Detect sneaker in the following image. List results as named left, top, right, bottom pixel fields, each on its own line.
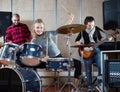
left=71, top=88, right=75, bottom=92
left=88, top=86, right=93, bottom=92
left=88, top=89, right=93, bottom=92
left=71, top=88, right=79, bottom=92
left=96, top=85, right=102, bottom=92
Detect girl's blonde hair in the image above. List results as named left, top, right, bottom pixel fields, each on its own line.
left=31, top=18, right=45, bottom=38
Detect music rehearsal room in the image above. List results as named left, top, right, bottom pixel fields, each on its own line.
left=0, top=0, right=120, bottom=92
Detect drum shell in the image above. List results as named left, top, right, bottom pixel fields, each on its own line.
left=0, top=43, right=18, bottom=65
left=46, top=58, right=72, bottom=71
left=0, top=68, right=41, bottom=92
left=21, top=43, right=42, bottom=66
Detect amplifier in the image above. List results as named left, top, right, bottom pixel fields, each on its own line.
left=99, top=41, right=120, bottom=51
left=105, top=59, right=120, bottom=87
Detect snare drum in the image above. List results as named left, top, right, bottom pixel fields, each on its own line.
left=0, top=68, right=41, bottom=92
left=0, top=42, right=18, bottom=66
left=21, top=43, right=42, bottom=66
left=46, top=58, right=71, bottom=71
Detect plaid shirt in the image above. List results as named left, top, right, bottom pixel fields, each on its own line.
left=5, top=23, right=32, bottom=45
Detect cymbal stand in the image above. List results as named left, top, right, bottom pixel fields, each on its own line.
left=44, top=70, right=60, bottom=92
left=59, top=34, right=79, bottom=92
left=78, top=54, right=86, bottom=92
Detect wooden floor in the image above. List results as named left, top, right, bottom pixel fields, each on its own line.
left=41, top=85, right=120, bottom=92
left=41, top=85, right=99, bottom=92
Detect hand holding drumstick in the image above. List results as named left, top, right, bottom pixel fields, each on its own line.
left=61, top=5, right=74, bottom=24
left=66, top=12, right=74, bottom=25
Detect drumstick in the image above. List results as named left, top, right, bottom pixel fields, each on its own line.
left=60, top=4, right=71, bottom=14
left=46, top=37, right=48, bottom=56
left=60, top=4, right=74, bottom=24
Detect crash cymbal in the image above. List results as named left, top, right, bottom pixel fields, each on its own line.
left=57, top=24, right=86, bottom=34
left=71, top=44, right=93, bottom=48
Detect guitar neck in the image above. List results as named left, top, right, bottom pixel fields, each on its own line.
left=95, top=39, right=108, bottom=48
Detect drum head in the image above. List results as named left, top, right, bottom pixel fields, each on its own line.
left=21, top=43, right=42, bottom=67
left=0, top=68, right=22, bottom=92
left=22, top=57, right=40, bottom=66
left=0, top=68, right=41, bottom=92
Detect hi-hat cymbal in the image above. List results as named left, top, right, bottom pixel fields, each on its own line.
left=71, top=44, right=93, bottom=48
left=57, top=24, right=86, bottom=34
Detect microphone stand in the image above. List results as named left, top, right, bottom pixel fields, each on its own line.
left=59, top=34, right=79, bottom=92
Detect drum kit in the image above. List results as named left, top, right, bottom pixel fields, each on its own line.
left=0, top=42, right=42, bottom=92
left=0, top=24, right=86, bottom=92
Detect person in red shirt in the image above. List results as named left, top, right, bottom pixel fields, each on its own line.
left=5, top=13, right=32, bottom=45
left=5, top=13, right=32, bottom=66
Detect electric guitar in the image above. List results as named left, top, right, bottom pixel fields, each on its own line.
left=78, top=31, right=119, bottom=59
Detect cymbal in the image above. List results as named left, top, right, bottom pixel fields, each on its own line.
left=71, top=44, right=93, bottom=48
left=57, top=24, right=86, bottom=34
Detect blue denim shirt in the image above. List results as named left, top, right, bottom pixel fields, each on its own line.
left=31, top=31, right=60, bottom=57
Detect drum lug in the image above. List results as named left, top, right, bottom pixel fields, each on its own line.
left=35, top=79, right=42, bottom=82
left=22, top=80, right=29, bottom=83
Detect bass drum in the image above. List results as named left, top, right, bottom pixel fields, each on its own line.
left=0, top=68, right=41, bottom=92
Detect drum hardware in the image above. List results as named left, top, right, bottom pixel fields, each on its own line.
left=58, top=34, right=79, bottom=92
left=22, top=79, right=41, bottom=83
left=35, top=79, right=42, bottom=82
left=0, top=44, right=7, bottom=57
left=8, top=47, right=15, bottom=63
left=45, top=58, right=70, bottom=92
left=7, top=46, right=18, bottom=67
left=44, top=71, right=60, bottom=92
left=57, top=14, right=83, bottom=91
left=22, top=80, right=29, bottom=83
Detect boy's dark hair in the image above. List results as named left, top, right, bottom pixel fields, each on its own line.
left=84, top=16, right=95, bottom=25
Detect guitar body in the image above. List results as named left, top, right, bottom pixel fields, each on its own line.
left=77, top=31, right=119, bottom=59
left=78, top=46, right=95, bottom=59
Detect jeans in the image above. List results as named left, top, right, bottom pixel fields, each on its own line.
left=83, top=48, right=102, bottom=87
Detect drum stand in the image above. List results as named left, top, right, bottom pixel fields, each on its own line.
left=59, top=35, right=79, bottom=92
left=44, top=70, right=60, bottom=92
